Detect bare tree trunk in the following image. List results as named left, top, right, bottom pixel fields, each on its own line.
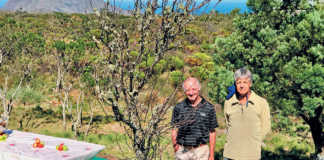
left=91, top=0, right=221, bottom=159
left=85, top=101, right=94, bottom=137
left=0, top=76, right=24, bottom=127
left=56, top=57, right=64, bottom=92
left=61, top=85, right=71, bottom=131
left=0, top=50, right=3, bottom=65
left=72, top=90, right=83, bottom=137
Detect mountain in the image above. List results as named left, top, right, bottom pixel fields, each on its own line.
left=1, top=0, right=114, bottom=14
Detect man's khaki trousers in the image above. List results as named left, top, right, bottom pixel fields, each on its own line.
left=175, top=145, right=209, bottom=160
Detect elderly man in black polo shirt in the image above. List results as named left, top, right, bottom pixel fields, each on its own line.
left=171, top=77, right=218, bottom=160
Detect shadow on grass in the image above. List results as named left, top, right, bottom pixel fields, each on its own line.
left=83, top=115, right=115, bottom=124
left=212, top=148, right=311, bottom=160
left=261, top=149, right=311, bottom=160
left=32, top=105, right=115, bottom=123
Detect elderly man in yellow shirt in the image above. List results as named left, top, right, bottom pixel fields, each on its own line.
left=223, top=68, right=271, bottom=160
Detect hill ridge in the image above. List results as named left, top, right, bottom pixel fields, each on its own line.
left=1, top=0, right=116, bottom=14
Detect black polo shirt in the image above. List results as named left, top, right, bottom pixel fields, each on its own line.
left=171, top=97, right=218, bottom=147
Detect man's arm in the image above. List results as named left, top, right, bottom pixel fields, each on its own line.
left=261, top=100, right=271, bottom=140
left=171, top=129, right=179, bottom=152
left=209, top=130, right=216, bottom=160
left=208, top=103, right=218, bottom=160
left=224, top=101, right=229, bottom=130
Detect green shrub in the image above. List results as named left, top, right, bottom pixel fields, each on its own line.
left=189, top=66, right=210, bottom=80
left=138, top=56, right=168, bottom=74
left=185, top=52, right=213, bottom=67
left=168, top=56, right=184, bottom=70
left=48, top=131, right=73, bottom=139
left=135, top=71, right=145, bottom=80
left=130, top=50, right=139, bottom=58
left=215, top=134, right=226, bottom=152
left=81, top=66, right=95, bottom=87
left=263, top=134, right=313, bottom=160
left=202, top=61, right=215, bottom=71
left=170, top=71, right=184, bottom=86
left=12, top=86, right=44, bottom=104
left=193, top=52, right=212, bottom=62
left=200, top=43, right=213, bottom=51
left=154, top=59, right=167, bottom=73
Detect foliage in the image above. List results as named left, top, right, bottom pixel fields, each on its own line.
left=88, top=1, right=220, bottom=159
left=261, top=133, right=313, bottom=160
left=0, top=2, right=319, bottom=158
left=167, top=55, right=185, bottom=71
left=207, top=66, right=234, bottom=105
left=185, top=52, right=215, bottom=80
left=189, top=66, right=209, bottom=80
left=13, top=86, right=45, bottom=104
left=169, top=70, right=185, bottom=86
left=209, top=0, right=324, bottom=155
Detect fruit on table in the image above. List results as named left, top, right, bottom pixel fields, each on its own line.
left=0, top=134, right=7, bottom=141
left=33, top=138, right=44, bottom=148
left=56, top=143, right=68, bottom=151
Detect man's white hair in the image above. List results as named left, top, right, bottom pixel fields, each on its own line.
left=182, top=77, right=201, bottom=91
left=234, top=67, right=253, bottom=83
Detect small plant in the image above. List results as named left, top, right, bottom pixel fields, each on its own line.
left=189, top=66, right=209, bottom=80
left=167, top=56, right=185, bottom=71
left=170, top=71, right=185, bottom=87
left=9, top=86, right=44, bottom=105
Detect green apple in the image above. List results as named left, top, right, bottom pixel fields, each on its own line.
left=0, top=135, right=6, bottom=141
left=63, top=145, right=68, bottom=151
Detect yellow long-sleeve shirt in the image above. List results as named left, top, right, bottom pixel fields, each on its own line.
left=223, top=91, right=271, bottom=160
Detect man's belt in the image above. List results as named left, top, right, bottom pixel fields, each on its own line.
left=182, top=143, right=206, bottom=150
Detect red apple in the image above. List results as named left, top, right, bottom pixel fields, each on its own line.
left=35, top=138, right=40, bottom=144
left=58, top=145, right=63, bottom=151
left=38, top=143, right=44, bottom=148
left=33, top=143, right=38, bottom=148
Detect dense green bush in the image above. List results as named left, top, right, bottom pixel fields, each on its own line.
left=207, top=66, right=234, bottom=105
left=189, top=66, right=209, bottom=80
left=169, top=71, right=184, bottom=87
left=12, top=86, right=45, bottom=104
left=209, top=0, right=324, bottom=154
left=167, top=56, right=184, bottom=71
left=138, top=56, right=168, bottom=74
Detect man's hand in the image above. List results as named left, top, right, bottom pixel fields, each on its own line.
left=173, top=144, right=180, bottom=152
left=0, top=121, right=6, bottom=127
left=209, top=130, right=216, bottom=160
left=171, top=129, right=179, bottom=152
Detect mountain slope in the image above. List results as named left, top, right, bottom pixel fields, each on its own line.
left=1, top=0, right=106, bottom=13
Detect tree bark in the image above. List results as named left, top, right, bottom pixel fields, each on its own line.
left=306, top=106, right=323, bottom=155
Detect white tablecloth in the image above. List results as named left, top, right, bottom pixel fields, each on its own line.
left=0, top=130, right=105, bottom=160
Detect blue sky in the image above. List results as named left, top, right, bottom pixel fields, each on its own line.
left=0, top=0, right=248, bottom=8
left=0, top=0, right=7, bottom=7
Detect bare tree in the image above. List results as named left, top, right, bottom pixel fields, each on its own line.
left=60, top=83, right=72, bottom=131
left=0, top=73, right=27, bottom=127
left=70, top=89, right=83, bottom=137
left=90, top=0, right=219, bottom=159
left=0, top=77, right=20, bottom=127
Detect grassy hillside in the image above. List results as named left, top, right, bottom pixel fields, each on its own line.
left=0, top=10, right=315, bottom=159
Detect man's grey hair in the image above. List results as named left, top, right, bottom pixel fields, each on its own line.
left=234, top=67, right=253, bottom=82
left=182, top=77, right=201, bottom=91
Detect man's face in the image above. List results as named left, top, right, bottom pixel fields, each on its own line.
left=235, top=77, right=251, bottom=96
left=183, top=80, right=200, bottom=103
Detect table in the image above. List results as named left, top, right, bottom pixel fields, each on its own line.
left=0, top=130, right=105, bottom=160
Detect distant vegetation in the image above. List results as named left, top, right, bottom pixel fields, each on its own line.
left=0, top=0, right=323, bottom=159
